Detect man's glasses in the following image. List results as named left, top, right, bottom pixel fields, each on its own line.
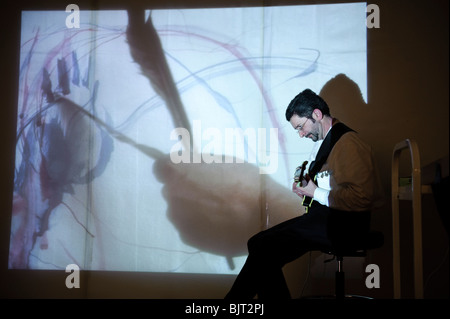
left=295, top=118, right=309, bottom=132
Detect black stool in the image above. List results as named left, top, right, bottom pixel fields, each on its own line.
left=321, top=230, right=384, bottom=299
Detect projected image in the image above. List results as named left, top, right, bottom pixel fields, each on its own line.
left=9, top=4, right=367, bottom=274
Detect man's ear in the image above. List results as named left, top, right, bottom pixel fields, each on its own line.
left=312, top=108, right=323, bottom=121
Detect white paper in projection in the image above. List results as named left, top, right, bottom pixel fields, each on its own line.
left=9, top=3, right=367, bottom=274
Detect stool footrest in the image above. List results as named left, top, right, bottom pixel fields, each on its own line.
left=316, top=230, right=384, bottom=300
left=336, top=270, right=345, bottom=299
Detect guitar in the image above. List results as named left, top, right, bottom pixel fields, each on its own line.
left=293, top=161, right=313, bottom=207
left=294, top=160, right=308, bottom=185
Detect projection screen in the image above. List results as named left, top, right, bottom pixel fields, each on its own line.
left=9, top=3, right=367, bottom=275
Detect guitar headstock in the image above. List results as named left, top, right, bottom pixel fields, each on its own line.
left=294, top=160, right=308, bottom=183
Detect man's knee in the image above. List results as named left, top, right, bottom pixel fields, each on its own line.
left=247, top=231, right=266, bottom=254
left=247, top=230, right=278, bottom=256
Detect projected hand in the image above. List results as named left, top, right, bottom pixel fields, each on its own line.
left=153, top=154, right=303, bottom=267
left=128, top=9, right=304, bottom=269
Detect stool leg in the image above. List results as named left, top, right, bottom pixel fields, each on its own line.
left=336, top=256, right=345, bottom=299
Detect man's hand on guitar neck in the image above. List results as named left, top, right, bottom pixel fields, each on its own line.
left=292, top=178, right=317, bottom=199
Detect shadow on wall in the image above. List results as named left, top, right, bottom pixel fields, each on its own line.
left=320, top=73, right=380, bottom=151
left=152, top=154, right=303, bottom=268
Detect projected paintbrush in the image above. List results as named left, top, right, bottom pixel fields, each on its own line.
left=126, top=8, right=192, bottom=153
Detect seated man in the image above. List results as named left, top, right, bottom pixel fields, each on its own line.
left=225, top=88, right=384, bottom=299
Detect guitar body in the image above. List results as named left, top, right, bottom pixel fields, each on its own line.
left=302, top=191, right=313, bottom=207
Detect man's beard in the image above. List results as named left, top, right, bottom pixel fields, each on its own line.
left=307, top=119, right=319, bottom=142
left=307, top=132, right=319, bottom=142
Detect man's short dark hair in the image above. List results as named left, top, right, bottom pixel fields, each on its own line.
left=285, top=88, right=331, bottom=121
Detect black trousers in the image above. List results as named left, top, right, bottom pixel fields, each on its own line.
left=225, top=203, right=333, bottom=299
